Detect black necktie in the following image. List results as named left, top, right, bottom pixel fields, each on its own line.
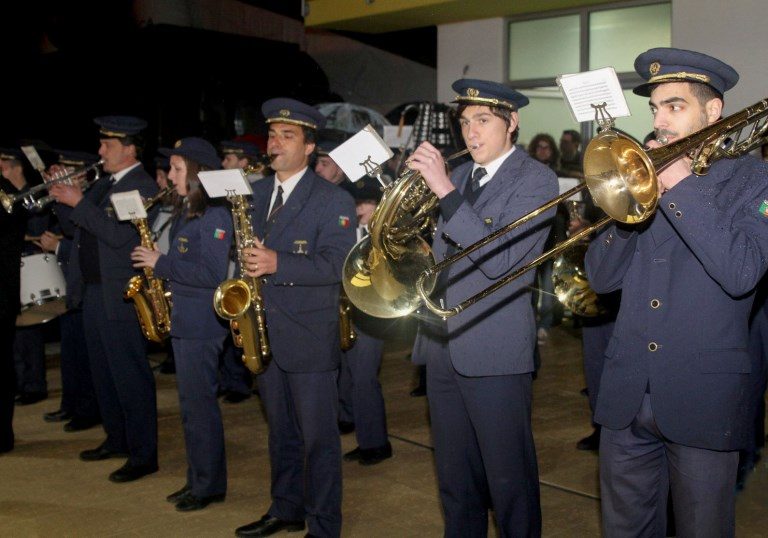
left=471, top=167, right=487, bottom=192
left=264, top=186, right=284, bottom=237
left=465, top=167, right=487, bottom=206
left=92, top=175, right=115, bottom=206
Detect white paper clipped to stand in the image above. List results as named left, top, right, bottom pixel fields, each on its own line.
left=329, top=124, right=394, bottom=182
left=110, top=190, right=147, bottom=221
left=21, top=146, right=46, bottom=172
left=557, top=67, right=630, bottom=123
left=198, top=169, right=253, bottom=198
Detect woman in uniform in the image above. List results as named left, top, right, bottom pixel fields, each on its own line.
left=131, top=137, right=232, bottom=511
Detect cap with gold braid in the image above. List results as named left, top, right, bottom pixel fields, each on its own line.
left=633, top=47, right=739, bottom=97
left=93, top=116, right=148, bottom=139
left=261, top=98, right=326, bottom=130
left=451, top=78, right=529, bottom=110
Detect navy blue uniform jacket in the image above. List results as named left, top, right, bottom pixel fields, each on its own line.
left=67, top=166, right=158, bottom=320
left=412, top=149, right=559, bottom=376
left=154, top=205, right=232, bottom=339
left=249, top=169, right=356, bottom=372
left=586, top=156, right=768, bottom=451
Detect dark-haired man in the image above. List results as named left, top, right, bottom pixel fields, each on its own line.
left=408, top=79, right=557, bottom=537
left=558, top=129, right=583, bottom=178
left=50, top=116, right=159, bottom=483
left=586, top=48, right=768, bottom=537
left=235, top=98, right=356, bottom=538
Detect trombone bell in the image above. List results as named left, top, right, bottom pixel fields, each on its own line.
left=583, top=131, right=658, bottom=224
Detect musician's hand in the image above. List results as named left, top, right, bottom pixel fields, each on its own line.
left=407, top=142, right=455, bottom=199
left=35, top=231, right=60, bottom=253
left=568, top=218, right=589, bottom=236
left=49, top=183, right=83, bottom=207
left=131, top=246, right=161, bottom=269
left=44, top=164, right=67, bottom=183
left=646, top=139, right=691, bottom=194
left=243, top=237, right=277, bottom=277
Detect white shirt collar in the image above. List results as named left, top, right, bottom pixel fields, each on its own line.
left=471, top=146, right=515, bottom=188
left=270, top=166, right=307, bottom=210
left=111, top=162, right=141, bottom=185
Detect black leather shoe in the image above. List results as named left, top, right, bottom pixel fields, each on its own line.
left=64, top=416, right=101, bottom=432
left=79, top=443, right=128, bottom=461
left=166, top=484, right=191, bottom=503
left=108, top=462, right=158, bottom=483
left=359, top=442, right=393, bottom=466
left=409, top=386, right=426, bottom=397
left=43, top=409, right=72, bottom=423
left=175, top=492, right=225, bottom=512
left=15, top=392, right=48, bottom=406
left=576, top=428, right=601, bottom=451
left=343, top=447, right=362, bottom=462
left=235, top=514, right=305, bottom=537
left=223, top=391, right=251, bottom=404
left=338, top=421, right=355, bottom=434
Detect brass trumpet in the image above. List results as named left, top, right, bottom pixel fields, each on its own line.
left=416, top=98, right=768, bottom=318
left=0, top=160, right=104, bottom=213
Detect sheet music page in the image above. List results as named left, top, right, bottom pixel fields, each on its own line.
left=383, top=125, right=414, bottom=150
left=329, top=124, right=394, bottom=182
left=557, top=67, right=630, bottom=123
left=198, top=169, right=253, bottom=198
left=21, top=146, right=46, bottom=172
left=110, top=190, right=147, bottom=221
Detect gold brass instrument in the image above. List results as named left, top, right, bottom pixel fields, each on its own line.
left=416, top=97, right=768, bottom=319
left=551, top=201, right=605, bottom=317
left=339, top=291, right=357, bottom=351
left=213, top=194, right=271, bottom=374
left=0, top=160, right=104, bottom=213
left=342, top=148, right=470, bottom=318
left=124, top=186, right=174, bottom=343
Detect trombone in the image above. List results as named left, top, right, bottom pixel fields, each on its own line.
left=0, top=159, right=104, bottom=213
left=417, top=97, right=768, bottom=319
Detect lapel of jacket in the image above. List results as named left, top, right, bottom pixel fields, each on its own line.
left=473, top=149, right=524, bottom=209
left=263, top=169, right=314, bottom=245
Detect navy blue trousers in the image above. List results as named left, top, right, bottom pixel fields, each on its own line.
left=82, top=284, right=157, bottom=467
left=13, top=325, right=47, bottom=394
left=426, top=344, right=541, bottom=538
left=257, top=361, right=341, bottom=538
left=600, top=393, right=738, bottom=538
left=0, top=317, right=16, bottom=451
left=173, top=337, right=227, bottom=497
left=59, top=309, right=99, bottom=419
left=338, top=326, right=388, bottom=449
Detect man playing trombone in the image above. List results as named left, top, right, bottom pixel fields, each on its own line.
left=585, top=48, right=768, bottom=537
left=407, top=79, right=558, bottom=537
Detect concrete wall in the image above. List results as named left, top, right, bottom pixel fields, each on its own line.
left=305, top=29, right=436, bottom=116
left=672, top=0, right=768, bottom=113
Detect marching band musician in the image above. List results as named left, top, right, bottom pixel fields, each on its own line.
left=407, top=79, right=558, bottom=537
left=49, top=116, right=159, bottom=483
left=585, top=48, right=768, bottom=537
left=221, top=139, right=267, bottom=184
left=313, top=136, right=393, bottom=465
left=131, top=137, right=232, bottom=512
left=39, top=150, right=102, bottom=433
left=0, top=148, right=29, bottom=453
left=235, top=98, right=356, bottom=538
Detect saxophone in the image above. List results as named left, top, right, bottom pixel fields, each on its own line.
left=212, top=194, right=271, bottom=374
left=124, top=186, right=174, bottom=343
left=339, top=291, right=357, bottom=351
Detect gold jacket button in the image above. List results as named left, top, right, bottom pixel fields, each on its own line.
left=650, top=299, right=661, bottom=309
left=648, top=342, right=658, bottom=352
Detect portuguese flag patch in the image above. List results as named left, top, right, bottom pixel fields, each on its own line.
left=213, top=228, right=227, bottom=240
left=760, top=200, right=768, bottom=217
left=338, top=215, right=351, bottom=228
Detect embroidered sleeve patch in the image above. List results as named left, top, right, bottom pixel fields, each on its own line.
left=213, top=228, right=227, bottom=240
left=338, top=216, right=351, bottom=228
left=760, top=200, right=768, bottom=217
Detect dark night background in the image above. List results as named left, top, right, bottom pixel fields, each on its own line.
left=1, top=1, right=436, bottom=162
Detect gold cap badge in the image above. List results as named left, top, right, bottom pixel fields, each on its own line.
left=467, top=88, right=480, bottom=97
left=174, top=139, right=182, bottom=148
left=279, top=109, right=290, bottom=117
left=649, top=62, right=661, bottom=76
